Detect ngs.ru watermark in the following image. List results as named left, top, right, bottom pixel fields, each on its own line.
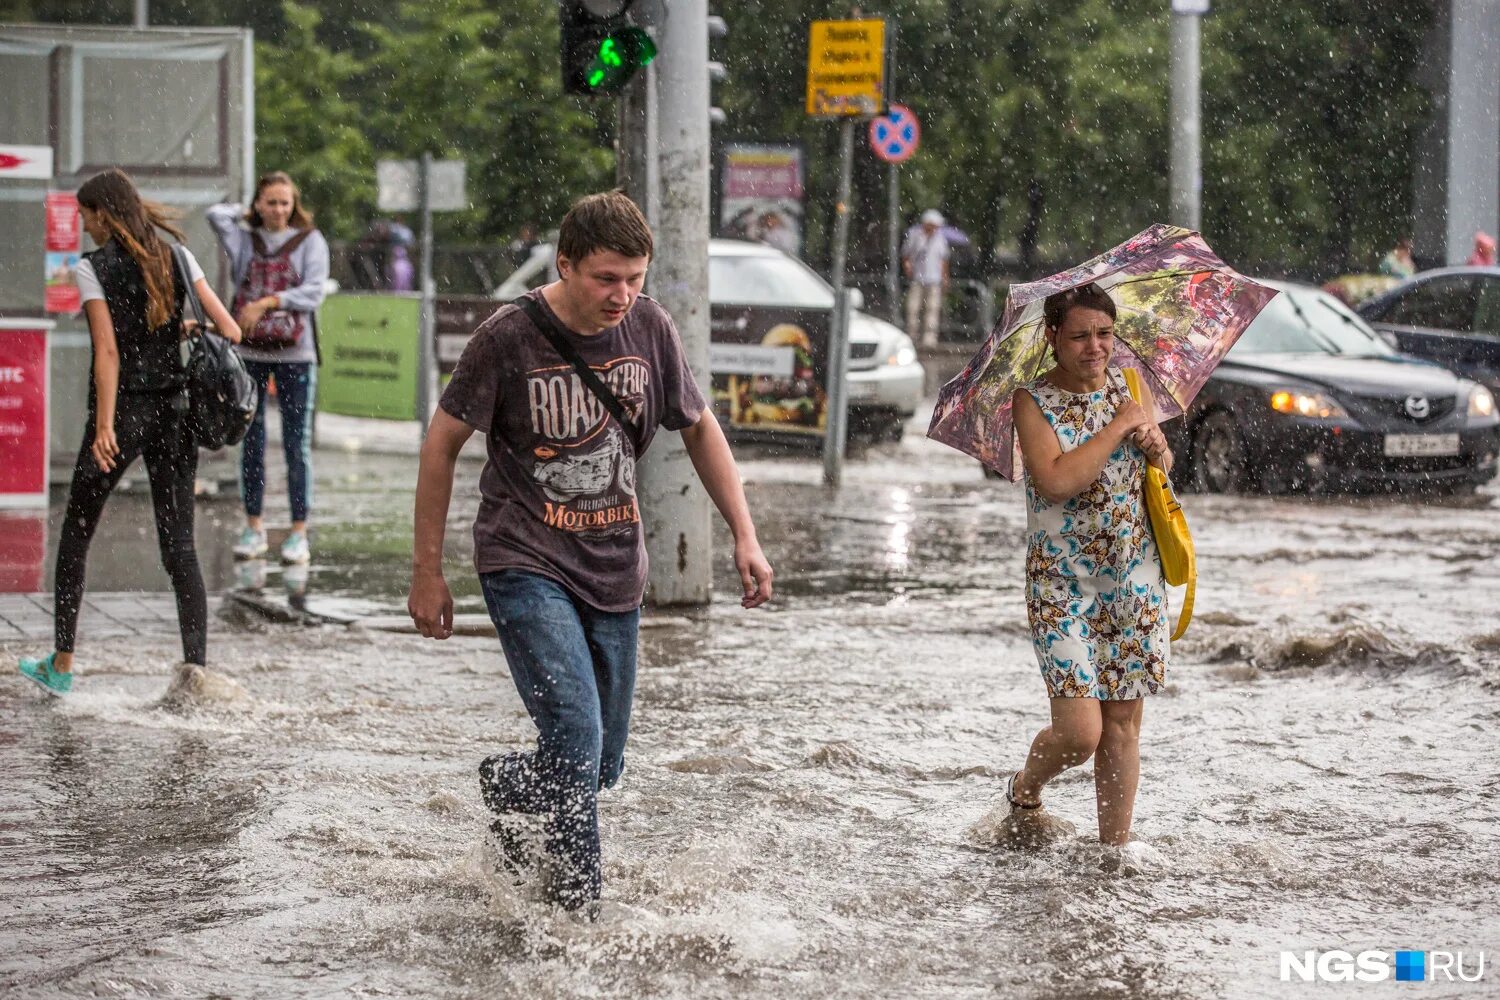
left=1281, top=950, right=1486, bottom=983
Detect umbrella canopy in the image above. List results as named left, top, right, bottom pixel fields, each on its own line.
left=927, top=224, right=1280, bottom=480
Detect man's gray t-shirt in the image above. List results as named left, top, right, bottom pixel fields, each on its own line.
left=439, top=290, right=706, bottom=611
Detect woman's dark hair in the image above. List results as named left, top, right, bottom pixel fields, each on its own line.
left=1043, top=283, right=1116, bottom=331
left=246, top=170, right=314, bottom=229
left=76, top=168, right=186, bottom=330
left=557, top=190, right=653, bottom=264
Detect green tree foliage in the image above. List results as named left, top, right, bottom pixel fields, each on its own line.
left=252, top=3, right=372, bottom=238
left=7, top=0, right=1437, bottom=274
left=721, top=0, right=1428, bottom=277
left=352, top=0, right=614, bottom=243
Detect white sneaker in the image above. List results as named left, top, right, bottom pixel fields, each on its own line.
left=280, top=531, right=310, bottom=564
left=232, top=527, right=268, bottom=559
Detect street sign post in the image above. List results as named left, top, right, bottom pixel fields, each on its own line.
left=806, top=17, right=888, bottom=486
left=870, top=104, right=921, bottom=328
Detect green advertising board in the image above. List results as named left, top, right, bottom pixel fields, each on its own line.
left=317, top=294, right=420, bottom=419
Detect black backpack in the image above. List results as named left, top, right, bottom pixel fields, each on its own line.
left=172, top=246, right=258, bottom=449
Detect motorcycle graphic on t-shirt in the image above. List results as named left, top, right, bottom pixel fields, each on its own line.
left=524, top=358, right=647, bottom=536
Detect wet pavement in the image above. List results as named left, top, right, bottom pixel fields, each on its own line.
left=3, top=416, right=1499, bottom=998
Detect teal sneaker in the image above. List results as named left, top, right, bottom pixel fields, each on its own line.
left=232, top=526, right=269, bottom=560
left=18, top=653, right=73, bottom=697
left=279, top=531, right=310, bottom=565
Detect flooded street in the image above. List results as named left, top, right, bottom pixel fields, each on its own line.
left=4, top=426, right=1499, bottom=999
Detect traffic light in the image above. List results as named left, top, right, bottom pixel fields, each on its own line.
left=560, top=1, right=656, bottom=96
left=708, top=12, right=727, bottom=126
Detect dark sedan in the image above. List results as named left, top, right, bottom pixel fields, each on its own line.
left=1355, top=266, right=1500, bottom=394
left=1167, top=282, right=1499, bottom=493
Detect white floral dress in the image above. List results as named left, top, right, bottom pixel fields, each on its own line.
left=1022, top=368, right=1169, bottom=700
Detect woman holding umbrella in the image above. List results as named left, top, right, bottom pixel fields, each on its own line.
left=928, top=224, right=1279, bottom=846
left=1006, top=282, right=1172, bottom=847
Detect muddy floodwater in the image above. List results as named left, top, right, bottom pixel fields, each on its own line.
left=3, top=429, right=1499, bottom=999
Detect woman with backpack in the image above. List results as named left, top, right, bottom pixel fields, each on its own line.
left=18, top=168, right=241, bottom=697
left=208, top=172, right=330, bottom=565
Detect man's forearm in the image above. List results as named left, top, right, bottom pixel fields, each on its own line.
left=412, top=447, right=457, bottom=574
left=681, top=416, right=757, bottom=541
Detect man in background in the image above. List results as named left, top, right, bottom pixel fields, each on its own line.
left=902, top=208, right=950, bottom=347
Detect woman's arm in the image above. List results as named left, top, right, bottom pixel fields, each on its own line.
left=205, top=202, right=251, bottom=283
left=83, top=299, right=122, bottom=473
left=1014, top=388, right=1149, bottom=504
left=194, top=278, right=242, bottom=344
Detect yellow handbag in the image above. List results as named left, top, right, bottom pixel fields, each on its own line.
left=1122, top=368, right=1195, bottom=640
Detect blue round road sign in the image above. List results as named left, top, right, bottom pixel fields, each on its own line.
left=870, top=104, right=920, bottom=163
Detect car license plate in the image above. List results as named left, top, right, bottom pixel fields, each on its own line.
left=1383, top=433, right=1459, bottom=457
left=846, top=381, right=877, bottom=402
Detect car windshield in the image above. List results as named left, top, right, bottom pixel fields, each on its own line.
left=709, top=250, right=835, bottom=308
left=1230, top=289, right=1396, bottom=357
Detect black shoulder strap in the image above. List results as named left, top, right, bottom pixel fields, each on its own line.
left=512, top=295, right=641, bottom=454
left=171, top=245, right=207, bottom=329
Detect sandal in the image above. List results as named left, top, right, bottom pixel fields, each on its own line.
left=1006, top=770, right=1042, bottom=810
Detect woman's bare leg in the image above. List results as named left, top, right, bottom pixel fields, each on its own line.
left=1014, top=697, right=1102, bottom=804
left=1094, top=699, right=1144, bottom=845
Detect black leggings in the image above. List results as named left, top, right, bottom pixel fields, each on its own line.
left=55, top=391, right=207, bottom=665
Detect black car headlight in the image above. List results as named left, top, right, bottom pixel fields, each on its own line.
left=1469, top=385, right=1496, bottom=420
left=1268, top=389, right=1348, bottom=420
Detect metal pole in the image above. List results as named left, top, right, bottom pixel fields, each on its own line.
left=822, top=118, right=856, bottom=487
left=886, top=159, right=900, bottom=323
left=1169, top=4, right=1202, bottom=230
left=642, top=0, right=712, bottom=606
left=417, top=152, right=437, bottom=430
left=134, top=0, right=148, bottom=28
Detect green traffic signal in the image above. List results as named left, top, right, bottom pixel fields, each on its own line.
left=583, top=27, right=656, bottom=93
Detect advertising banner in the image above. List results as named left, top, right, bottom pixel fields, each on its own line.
left=719, top=144, right=805, bottom=257
left=315, top=295, right=421, bottom=419
left=0, top=512, right=47, bottom=592
left=709, top=304, right=830, bottom=436
left=44, top=192, right=82, bottom=315
left=0, top=322, right=52, bottom=508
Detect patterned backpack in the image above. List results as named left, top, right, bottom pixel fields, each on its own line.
left=234, top=229, right=314, bottom=349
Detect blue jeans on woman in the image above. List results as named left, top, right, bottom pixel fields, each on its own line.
left=240, top=360, right=316, bottom=523
left=478, top=570, right=640, bottom=908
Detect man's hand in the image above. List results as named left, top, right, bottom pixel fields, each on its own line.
left=408, top=569, right=454, bottom=639
left=735, top=537, right=774, bottom=609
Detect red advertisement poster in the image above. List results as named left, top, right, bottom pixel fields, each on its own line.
left=0, top=324, right=50, bottom=508
left=0, top=512, right=46, bottom=592
left=44, top=191, right=82, bottom=314
left=45, top=192, right=80, bottom=250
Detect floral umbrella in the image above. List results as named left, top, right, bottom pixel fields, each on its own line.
left=926, top=224, right=1281, bottom=480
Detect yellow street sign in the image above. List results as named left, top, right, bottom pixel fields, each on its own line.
left=805, top=19, right=886, bottom=117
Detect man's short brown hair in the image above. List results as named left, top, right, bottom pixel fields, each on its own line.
left=557, top=190, right=653, bottom=264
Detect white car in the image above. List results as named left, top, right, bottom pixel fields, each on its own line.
left=496, top=239, right=926, bottom=440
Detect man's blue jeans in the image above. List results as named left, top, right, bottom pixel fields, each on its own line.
left=478, top=570, right=640, bottom=906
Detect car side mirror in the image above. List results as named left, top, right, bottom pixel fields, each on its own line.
left=847, top=287, right=865, bottom=310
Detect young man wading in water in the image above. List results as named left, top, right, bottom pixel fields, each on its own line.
left=407, top=192, right=774, bottom=912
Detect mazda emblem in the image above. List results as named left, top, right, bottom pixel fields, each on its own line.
left=1404, top=395, right=1431, bottom=419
